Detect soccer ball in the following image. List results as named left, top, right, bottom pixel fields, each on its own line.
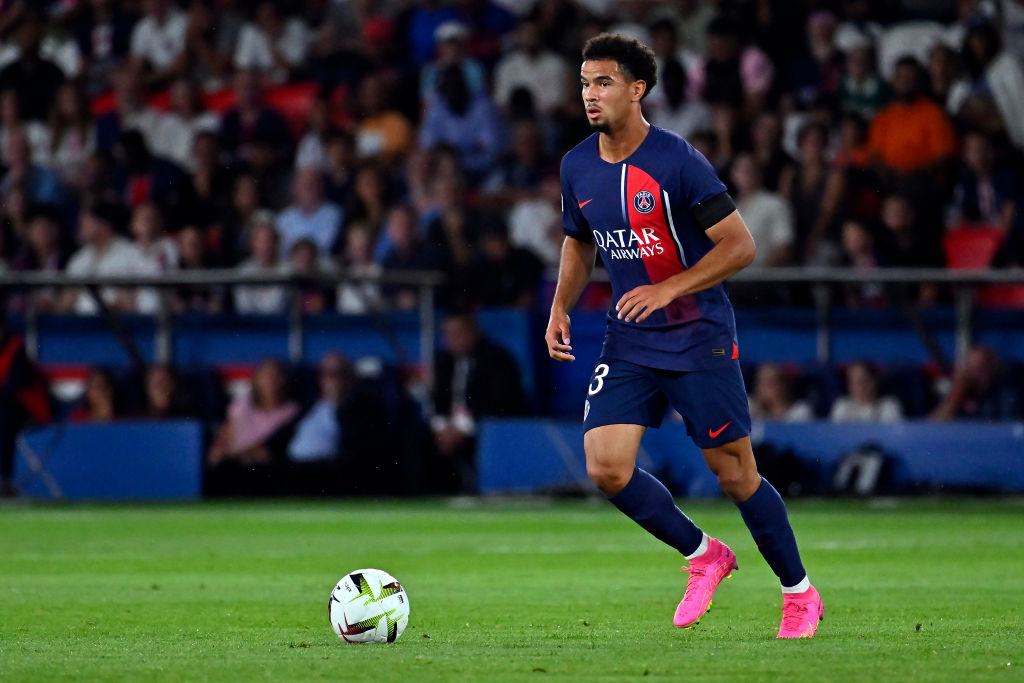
left=328, top=568, right=410, bottom=644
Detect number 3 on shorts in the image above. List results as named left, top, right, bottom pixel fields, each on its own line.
left=588, top=363, right=610, bottom=396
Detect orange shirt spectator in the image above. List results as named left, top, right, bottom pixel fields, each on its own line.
left=868, top=57, right=955, bottom=173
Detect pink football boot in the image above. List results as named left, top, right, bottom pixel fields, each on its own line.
left=673, top=538, right=738, bottom=627
left=776, top=584, right=824, bottom=638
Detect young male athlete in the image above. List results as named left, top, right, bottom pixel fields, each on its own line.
left=545, top=33, right=823, bottom=638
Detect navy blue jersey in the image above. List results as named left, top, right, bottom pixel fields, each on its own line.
left=560, top=125, right=739, bottom=371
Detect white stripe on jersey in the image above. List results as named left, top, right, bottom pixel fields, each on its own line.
left=619, top=164, right=627, bottom=224
left=663, top=189, right=687, bottom=268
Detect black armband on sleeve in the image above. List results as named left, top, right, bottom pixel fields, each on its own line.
left=691, top=192, right=736, bottom=231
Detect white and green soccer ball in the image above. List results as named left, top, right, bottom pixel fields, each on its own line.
left=329, top=568, right=410, bottom=644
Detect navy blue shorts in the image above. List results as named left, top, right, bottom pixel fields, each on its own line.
left=582, top=359, right=752, bottom=449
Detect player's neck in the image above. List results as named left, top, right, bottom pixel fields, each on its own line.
left=598, top=117, right=651, bottom=164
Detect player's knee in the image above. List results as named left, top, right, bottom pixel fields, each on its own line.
left=716, top=467, right=759, bottom=501
left=586, top=459, right=631, bottom=495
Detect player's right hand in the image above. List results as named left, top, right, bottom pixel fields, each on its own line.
left=545, top=311, right=575, bottom=362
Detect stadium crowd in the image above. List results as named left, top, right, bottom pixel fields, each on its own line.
left=3, top=0, right=1024, bottom=494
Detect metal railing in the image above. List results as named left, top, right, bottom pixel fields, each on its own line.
left=2, top=265, right=1023, bottom=373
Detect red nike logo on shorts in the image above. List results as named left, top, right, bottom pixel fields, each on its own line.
left=577, top=198, right=593, bottom=208
left=708, top=421, right=732, bottom=438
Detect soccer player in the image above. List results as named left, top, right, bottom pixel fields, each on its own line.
left=545, top=33, right=823, bottom=638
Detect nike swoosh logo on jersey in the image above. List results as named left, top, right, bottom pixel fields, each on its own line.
left=577, top=198, right=593, bottom=208
left=708, top=421, right=732, bottom=438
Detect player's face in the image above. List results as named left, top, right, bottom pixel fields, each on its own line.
left=580, top=60, right=643, bottom=133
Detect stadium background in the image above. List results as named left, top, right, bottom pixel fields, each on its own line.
left=1, top=0, right=1024, bottom=500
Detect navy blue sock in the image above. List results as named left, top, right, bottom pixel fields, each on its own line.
left=608, top=467, right=704, bottom=556
left=736, top=478, right=806, bottom=587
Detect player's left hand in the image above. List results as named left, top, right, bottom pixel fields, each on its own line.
left=616, top=283, right=676, bottom=323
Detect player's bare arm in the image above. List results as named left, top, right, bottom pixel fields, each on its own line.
left=616, top=210, right=756, bottom=323
left=546, top=236, right=597, bottom=362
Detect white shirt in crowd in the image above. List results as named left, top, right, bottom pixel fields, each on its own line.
left=130, top=9, right=188, bottom=71
left=234, top=18, right=311, bottom=81
left=736, top=190, right=795, bottom=267
left=233, top=260, right=289, bottom=314
left=276, top=202, right=343, bottom=258
left=152, top=110, right=221, bottom=170
left=507, top=197, right=562, bottom=267
left=65, top=237, right=160, bottom=314
left=829, top=396, right=903, bottom=423
left=492, top=49, right=569, bottom=115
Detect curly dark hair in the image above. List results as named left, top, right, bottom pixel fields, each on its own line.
left=581, top=33, right=658, bottom=100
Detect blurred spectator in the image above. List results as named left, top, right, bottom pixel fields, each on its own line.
left=60, top=202, right=160, bottom=315
left=645, top=17, right=701, bottom=116
left=492, top=19, right=569, bottom=116
left=322, top=130, right=357, bottom=207
left=432, top=311, right=526, bottom=491
left=74, top=0, right=136, bottom=95
left=462, top=223, right=544, bottom=308
left=418, top=62, right=503, bottom=180
left=868, top=56, right=956, bottom=176
left=787, top=10, right=845, bottom=109
left=276, top=167, right=343, bottom=257
left=180, top=131, right=233, bottom=239
left=174, top=225, right=225, bottom=313
left=1, top=88, right=49, bottom=166
left=11, top=205, right=65, bottom=289
left=208, top=357, right=300, bottom=464
left=142, top=363, right=195, bottom=419
left=0, top=321, right=53, bottom=497
left=0, top=128, right=69, bottom=209
left=950, top=20, right=1024, bottom=149
left=70, top=366, right=121, bottom=422
left=926, top=43, right=958, bottom=108
left=287, top=351, right=352, bottom=462
left=286, top=238, right=336, bottom=313
left=0, top=10, right=65, bottom=122
left=423, top=173, right=497, bottom=270
left=345, top=165, right=391, bottom=233
left=748, top=111, right=794, bottom=193
left=111, top=130, right=191, bottom=216
left=152, top=78, right=220, bottom=171
left=830, top=361, right=904, bottom=422
left=947, top=130, right=1020, bottom=230
left=46, top=82, right=96, bottom=186
left=838, top=36, right=891, bottom=119
left=480, top=119, right=549, bottom=207
left=690, top=17, right=774, bottom=113
left=379, top=205, right=445, bottom=310
left=834, top=112, right=881, bottom=222
left=838, top=219, right=888, bottom=309
left=234, top=216, right=288, bottom=314
left=130, top=202, right=179, bottom=271
left=233, top=1, right=311, bottom=84
left=336, top=222, right=382, bottom=314
left=779, top=122, right=844, bottom=264
left=649, top=55, right=711, bottom=141
left=95, top=65, right=162, bottom=151
left=420, top=20, right=487, bottom=102
left=217, top=68, right=293, bottom=171
left=507, top=172, right=564, bottom=267
left=129, top=0, right=188, bottom=86
left=931, top=344, right=1021, bottom=420
left=295, top=98, right=330, bottom=170
left=223, top=173, right=266, bottom=260
left=731, top=152, right=794, bottom=267
left=403, top=3, right=463, bottom=68
left=748, top=363, right=814, bottom=422
left=180, top=0, right=238, bottom=91
left=878, top=192, right=946, bottom=290
left=353, top=73, right=415, bottom=168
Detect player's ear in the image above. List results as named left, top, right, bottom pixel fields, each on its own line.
left=632, top=80, right=646, bottom=101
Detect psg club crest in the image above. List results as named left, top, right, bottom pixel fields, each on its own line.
left=633, top=190, right=655, bottom=214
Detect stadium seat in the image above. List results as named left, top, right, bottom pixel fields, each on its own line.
left=942, top=224, right=1005, bottom=269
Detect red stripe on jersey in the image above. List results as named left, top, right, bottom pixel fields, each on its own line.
left=625, top=164, right=699, bottom=322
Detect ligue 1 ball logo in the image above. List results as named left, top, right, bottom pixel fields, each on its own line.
left=633, top=190, right=655, bottom=214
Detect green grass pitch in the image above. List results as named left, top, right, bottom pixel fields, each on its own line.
left=2, top=498, right=1022, bottom=681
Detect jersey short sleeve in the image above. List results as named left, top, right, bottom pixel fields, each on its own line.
left=559, top=155, right=593, bottom=243
left=678, top=144, right=735, bottom=231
